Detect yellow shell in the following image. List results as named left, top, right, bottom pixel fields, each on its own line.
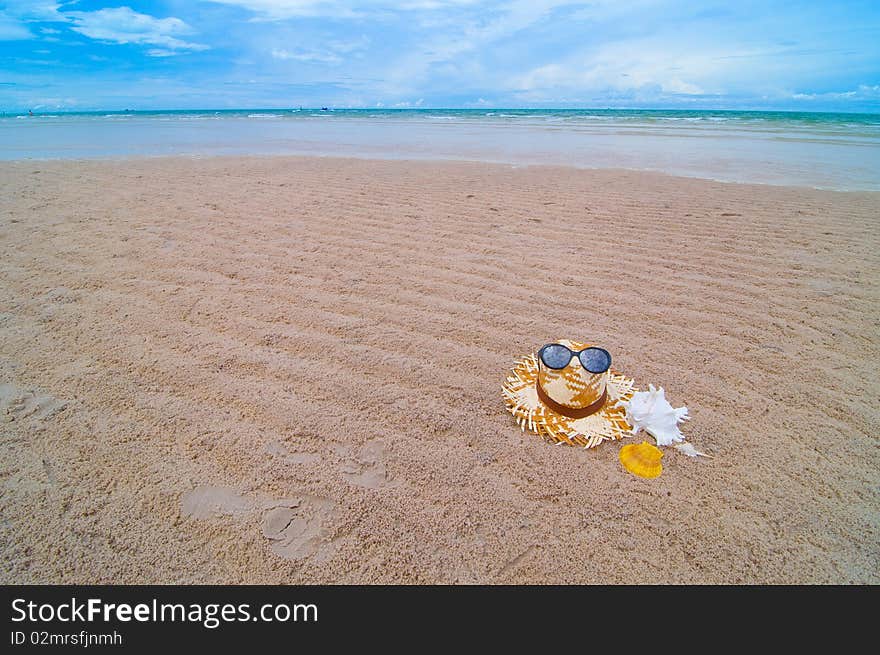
left=619, top=441, right=663, bottom=479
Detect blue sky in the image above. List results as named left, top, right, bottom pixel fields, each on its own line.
left=1, top=0, right=878, bottom=111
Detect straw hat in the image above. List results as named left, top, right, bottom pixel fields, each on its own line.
left=502, top=339, right=635, bottom=448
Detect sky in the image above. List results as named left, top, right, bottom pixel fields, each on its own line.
left=1, top=0, right=878, bottom=112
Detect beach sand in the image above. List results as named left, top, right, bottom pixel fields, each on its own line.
left=1, top=156, right=877, bottom=584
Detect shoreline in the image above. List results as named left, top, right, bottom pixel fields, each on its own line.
left=3, top=153, right=880, bottom=194
left=2, top=156, right=878, bottom=583
left=4, top=110, right=878, bottom=191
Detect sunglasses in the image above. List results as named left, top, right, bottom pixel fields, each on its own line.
left=538, top=343, right=611, bottom=374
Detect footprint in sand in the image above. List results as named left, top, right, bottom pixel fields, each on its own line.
left=180, top=486, right=256, bottom=519
left=0, top=383, right=67, bottom=423
left=180, top=485, right=339, bottom=562
left=341, top=440, right=394, bottom=489
left=261, top=496, right=338, bottom=562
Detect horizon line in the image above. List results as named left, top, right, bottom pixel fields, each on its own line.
left=6, top=106, right=880, bottom=116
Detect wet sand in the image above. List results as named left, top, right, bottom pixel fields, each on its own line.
left=1, top=156, right=877, bottom=583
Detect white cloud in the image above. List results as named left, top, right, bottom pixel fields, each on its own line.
left=269, top=35, right=368, bottom=64
left=30, top=97, right=80, bottom=110
left=147, top=49, right=183, bottom=58
left=378, top=0, right=601, bottom=96
left=272, top=48, right=342, bottom=63
left=0, top=12, right=33, bottom=40
left=67, top=7, right=208, bottom=53
left=203, top=0, right=482, bottom=20
left=392, top=98, right=424, bottom=107
left=509, top=31, right=729, bottom=102
left=659, top=79, right=704, bottom=95
left=4, top=1, right=66, bottom=21
left=792, top=85, right=880, bottom=102
left=328, top=35, right=370, bottom=53
left=204, top=1, right=359, bottom=20
left=0, top=0, right=68, bottom=40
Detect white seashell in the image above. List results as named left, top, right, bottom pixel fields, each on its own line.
left=617, top=384, right=689, bottom=446
left=673, top=442, right=711, bottom=458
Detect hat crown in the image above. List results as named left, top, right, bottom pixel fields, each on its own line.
left=537, top=339, right=609, bottom=409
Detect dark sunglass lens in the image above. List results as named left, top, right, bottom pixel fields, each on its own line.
left=579, top=347, right=611, bottom=373
left=540, top=344, right=572, bottom=369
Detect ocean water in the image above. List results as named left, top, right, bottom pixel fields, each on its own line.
left=1, top=108, right=879, bottom=190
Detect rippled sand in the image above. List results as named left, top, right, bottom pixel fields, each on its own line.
left=1, top=156, right=877, bottom=583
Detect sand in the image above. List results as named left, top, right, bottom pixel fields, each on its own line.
left=1, top=156, right=877, bottom=584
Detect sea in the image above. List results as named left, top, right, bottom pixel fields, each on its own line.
left=1, top=108, right=879, bottom=191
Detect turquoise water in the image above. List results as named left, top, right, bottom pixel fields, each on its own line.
left=2, top=108, right=879, bottom=190
left=4, top=107, right=879, bottom=126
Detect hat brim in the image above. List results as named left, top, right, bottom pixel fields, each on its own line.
left=503, top=353, right=636, bottom=448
